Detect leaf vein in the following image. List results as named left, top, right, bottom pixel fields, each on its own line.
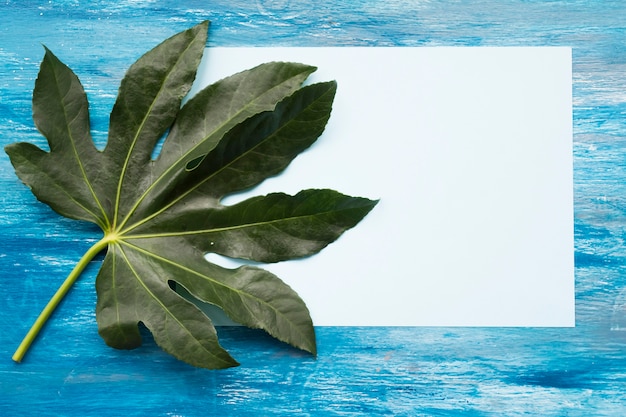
left=113, top=37, right=200, bottom=230
left=125, top=203, right=355, bottom=239
left=50, top=63, right=110, bottom=229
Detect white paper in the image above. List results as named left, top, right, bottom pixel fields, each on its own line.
left=193, top=47, right=574, bottom=326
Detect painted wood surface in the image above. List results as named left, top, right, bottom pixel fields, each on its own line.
left=1, top=1, right=626, bottom=415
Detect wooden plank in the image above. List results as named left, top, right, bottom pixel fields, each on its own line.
left=1, top=1, right=625, bottom=414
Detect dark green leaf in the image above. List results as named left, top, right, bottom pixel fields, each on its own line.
left=133, top=189, right=378, bottom=263
left=104, top=20, right=209, bottom=226
left=5, top=21, right=377, bottom=369
left=5, top=48, right=108, bottom=228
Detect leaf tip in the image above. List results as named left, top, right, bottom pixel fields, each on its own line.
left=40, top=44, right=56, bottom=59
left=194, top=20, right=210, bottom=37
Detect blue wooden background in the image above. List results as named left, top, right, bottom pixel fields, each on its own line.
left=2, top=1, right=626, bottom=415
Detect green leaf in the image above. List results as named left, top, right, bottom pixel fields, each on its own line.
left=5, top=21, right=378, bottom=369
left=6, top=48, right=109, bottom=228
left=135, top=189, right=379, bottom=263
left=96, top=242, right=239, bottom=368
left=104, top=20, right=210, bottom=228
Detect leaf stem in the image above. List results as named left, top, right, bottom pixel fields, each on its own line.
left=12, top=236, right=111, bottom=363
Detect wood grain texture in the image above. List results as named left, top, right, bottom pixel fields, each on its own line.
left=1, top=0, right=626, bottom=415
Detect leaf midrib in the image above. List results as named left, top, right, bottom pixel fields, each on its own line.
left=49, top=56, right=110, bottom=229
left=123, top=202, right=364, bottom=240
left=112, top=36, right=200, bottom=231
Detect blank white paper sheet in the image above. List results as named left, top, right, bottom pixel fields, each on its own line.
left=193, top=47, right=574, bottom=327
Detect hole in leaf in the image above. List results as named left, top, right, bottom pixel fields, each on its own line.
left=151, top=127, right=170, bottom=160
left=185, top=154, right=206, bottom=171
left=204, top=253, right=264, bottom=269
left=173, top=279, right=239, bottom=326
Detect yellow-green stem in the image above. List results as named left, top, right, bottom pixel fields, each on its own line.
left=12, top=236, right=111, bottom=363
